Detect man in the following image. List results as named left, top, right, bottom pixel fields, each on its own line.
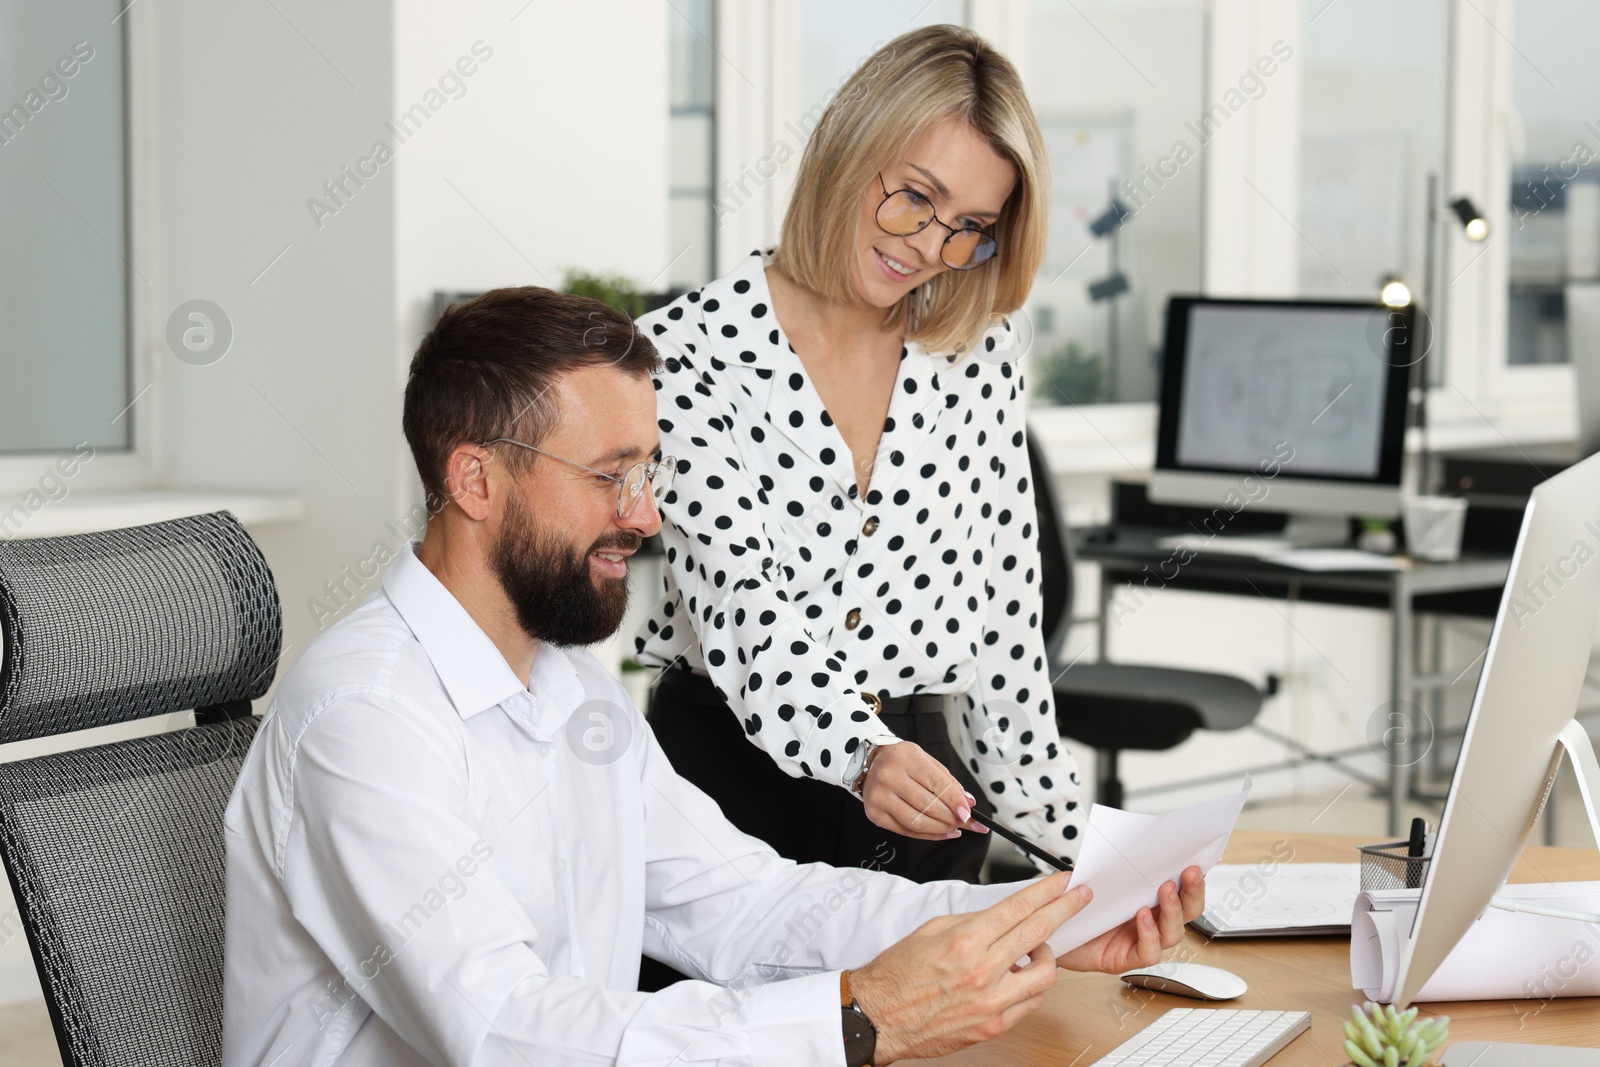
left=223, top=288, right=1204, bottom=1066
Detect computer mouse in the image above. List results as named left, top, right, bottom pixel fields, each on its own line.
left=1118, top=961, right=1248, bottom=1001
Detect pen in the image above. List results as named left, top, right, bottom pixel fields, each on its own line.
left=968, top=810, right=1073, bottom=872
left=1405, top=816, right=1427, bottom=889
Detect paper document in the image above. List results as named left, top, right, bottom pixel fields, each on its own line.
left=1194, top=862, right=1360, bottom=937
left=1045, top=778, right=1251, bottom=956
left=1352, top=881, right=1600, bottom=1002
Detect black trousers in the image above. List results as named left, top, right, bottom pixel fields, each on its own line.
left=638, top=668, right=991, bottom=990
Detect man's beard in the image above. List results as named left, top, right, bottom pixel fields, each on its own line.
left=490, top=489, right=639, bottom=647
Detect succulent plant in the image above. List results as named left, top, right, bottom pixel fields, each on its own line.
left=1343, top=1001, right=1449, bottom=1067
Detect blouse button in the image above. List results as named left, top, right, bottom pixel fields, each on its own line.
left=862, top=516, right=879, bottom=537
left=845, top=609, right=862, bottom=631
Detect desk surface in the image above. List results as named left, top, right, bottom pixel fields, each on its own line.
left=1076, top=526, right=1511, bottom=596
left=923, top=830, right=1600, bottom=1065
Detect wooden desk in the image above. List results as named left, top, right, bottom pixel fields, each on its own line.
left=925, top=831, right=1600, bottom=1065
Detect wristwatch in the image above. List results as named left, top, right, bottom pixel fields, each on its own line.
left=844, top=693, right=888, bottom=798
left=843, top=739, right=881, bottom=798
left=840, top=970, right=877, bottom=1067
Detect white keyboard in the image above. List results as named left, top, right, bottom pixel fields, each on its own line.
left=1092, top=1008, right=1312, bottom=1067
left=1153, top=534, right=1295, bottom=557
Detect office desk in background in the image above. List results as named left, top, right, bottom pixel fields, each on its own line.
left=922, top=831, right=1600, bottom=1066
left=1074, top=525, right=1512, bottom=836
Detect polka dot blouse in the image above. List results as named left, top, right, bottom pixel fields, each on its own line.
left=634, top=250, right=1085, bottom=864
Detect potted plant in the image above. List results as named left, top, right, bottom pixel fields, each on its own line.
left=1343, top=1002, right=1449, bottom=1067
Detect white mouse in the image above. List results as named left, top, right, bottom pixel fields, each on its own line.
left=1118, top=961, right=1248, bottom=1001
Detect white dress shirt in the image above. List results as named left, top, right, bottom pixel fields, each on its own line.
left=635, top=251, right=1086, bottom=862
left=223, top=542, right=1045, bottom=1067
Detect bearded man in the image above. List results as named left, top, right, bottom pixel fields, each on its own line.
left=221, top=288, right=1202, bottom=1067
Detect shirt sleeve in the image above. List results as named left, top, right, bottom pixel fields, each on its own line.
left=949, top=361, right=1088, bottom=870
left=271, top=694, right=1018, bottom=1067
left=630, top=718, right=1030, bottom=1061
left=648, top=327, right=900, bottom=789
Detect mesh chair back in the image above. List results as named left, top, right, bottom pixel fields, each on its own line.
left=0, top=512, right=282, bottom=1067
left=0, top=512, right=280, bottom=745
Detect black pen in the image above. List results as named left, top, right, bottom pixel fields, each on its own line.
left=968, top=810, right=1073, bottom=872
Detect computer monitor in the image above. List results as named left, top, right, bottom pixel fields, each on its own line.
left=1151, top=297, right=1413, bottom=538
left=1392, top=449, right=1600, bottom=1007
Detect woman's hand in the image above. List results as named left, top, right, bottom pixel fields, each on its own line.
left=860, top=742, right=990, bottom=841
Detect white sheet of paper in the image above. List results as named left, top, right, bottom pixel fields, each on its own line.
left=1046, top=778, right=1251, bottom=956
left=1200, top=862, right=1361, bottom=934
left=1352, top=881, right=1600, bottom=1002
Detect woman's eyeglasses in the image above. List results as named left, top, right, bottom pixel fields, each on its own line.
left=875, top=174, right=999, bottom=271
left=482, top=438, right=677, bottom=519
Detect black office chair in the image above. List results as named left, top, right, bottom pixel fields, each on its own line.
left=0, top=512, right=281, bottom=1067
left=1028, top=433, right=1265, bottom=808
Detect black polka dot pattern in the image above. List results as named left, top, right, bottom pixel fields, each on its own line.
left=633, top=251, right=1085, bottom=865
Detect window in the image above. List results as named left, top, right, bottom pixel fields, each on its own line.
left=0, top=1, right=132, bottom=453
left=668, top=0, right=716, bottom=291
left=1505, top=0, right=1600, bottom=365
left=798, top=0, right=964, bottom=110
left=1297, top=1, right=1447, bottom=305
left=1020, top=0, right=1206, bottom=407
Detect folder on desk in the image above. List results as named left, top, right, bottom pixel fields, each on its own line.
left=1192, top=862, right=1361, bottom=938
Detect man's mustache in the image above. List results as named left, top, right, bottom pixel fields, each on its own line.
left=586, top=531, right=644, bottom=555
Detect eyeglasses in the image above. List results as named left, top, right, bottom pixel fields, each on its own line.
left=875, top=173, right=999, bottom=271
left=481, top=438, right=677, bottom=519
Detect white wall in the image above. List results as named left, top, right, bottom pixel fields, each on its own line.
left=390, top=0, right=670, bottom=672
left=0, top=0, right=672, bottom=1005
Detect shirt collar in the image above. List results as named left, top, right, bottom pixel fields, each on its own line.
left=382, top=542, right=583, bottom=730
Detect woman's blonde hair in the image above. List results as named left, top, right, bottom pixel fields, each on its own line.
left=772, top=25, right=1048, bottom=355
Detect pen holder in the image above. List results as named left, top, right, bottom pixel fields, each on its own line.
left=1358, top=838, right=1433, bottom=892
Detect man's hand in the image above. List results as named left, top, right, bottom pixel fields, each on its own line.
left=1055, top=866, right=1206, bottom=974
left=859, top=742, right=988, bottom=841
left=848, top=871, right=1090, bottom=1063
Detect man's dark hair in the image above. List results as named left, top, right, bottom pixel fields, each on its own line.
left=403, top=287, right=661, bottom=501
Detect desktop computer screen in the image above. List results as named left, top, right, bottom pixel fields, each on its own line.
left=1393, top=449, right=1600, bottom=1008
left=1151, top=298, right=1414, bottom=522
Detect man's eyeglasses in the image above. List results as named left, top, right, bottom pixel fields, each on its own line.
left=481, top=438, right=677, bottom=519
left=875, top=173, right=999, bottom=271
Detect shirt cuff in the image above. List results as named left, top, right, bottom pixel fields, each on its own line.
left=810, top=693, right=902, bottom=790
left=742, top=970, right=847, bottom=1067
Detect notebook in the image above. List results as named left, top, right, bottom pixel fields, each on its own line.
left=1192, top=862, right=1361, bottom=938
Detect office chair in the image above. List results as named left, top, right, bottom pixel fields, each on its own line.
left=0, top=512, right=281, bottom=1067
left=1028, top=433, right=1265, bottom=808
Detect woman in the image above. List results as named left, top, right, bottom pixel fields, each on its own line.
left=634, top=25, right=1084, bottom=886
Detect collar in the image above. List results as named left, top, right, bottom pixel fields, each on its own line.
left=382, top=542, right=583, bottom=732
left=696, top=250, right=963, bottom=374
left=694, top=251, right=964, bottom=504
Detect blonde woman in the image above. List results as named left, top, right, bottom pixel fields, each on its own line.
left=635, top=25, right=1084, bottom=887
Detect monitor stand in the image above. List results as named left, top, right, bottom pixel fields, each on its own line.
left=1444, top=1044, right=1600, bottom=1065
left=1488, top=718, right=1600, bottom=924
left=1281, top=513, right=1352, bottom=548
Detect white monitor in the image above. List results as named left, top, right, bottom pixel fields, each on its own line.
left=1150, top=298, right=1413, bottom=524
left=1393, top=449, right=1600, bottom=1007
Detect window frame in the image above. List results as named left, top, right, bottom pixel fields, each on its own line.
left=0, top=2, right=157, bottom=495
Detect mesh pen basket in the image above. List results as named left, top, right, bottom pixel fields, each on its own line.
left=1358, top=839, right=1434, bottom=892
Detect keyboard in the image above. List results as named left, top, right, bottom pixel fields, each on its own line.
left=1092, top=1008, right=1312, bottom=1066
left=1153, top=534, right=1295, bottom=557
